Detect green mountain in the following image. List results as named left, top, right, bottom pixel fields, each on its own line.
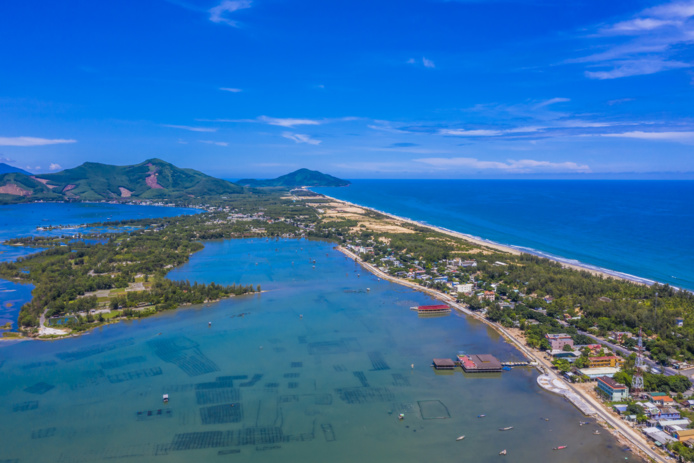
left=238, top=168, right=350, bottom=188
left=0, top=158, right=245, bottom=203
left=0, top=163, right=31, bottom=175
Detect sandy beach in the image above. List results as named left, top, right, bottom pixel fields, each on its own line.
left=313, top=192, right=654, bottom=286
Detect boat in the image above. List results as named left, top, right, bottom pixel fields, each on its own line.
left=478, top=414, right=486, bottom=418
left=456, top=435, right=465, bottom=441
left=579, top=421, right=589, bottom=426
left=593, top=430, right=600, bottom=435
left=398, top=413, right=404, bottom=420
left=499, top=450, right=507, bottom=455
left=553, top=446, right=567, bottom=450
left=499, top=427, right=513, bottom=431
left=162, top=394, right=169, bottom=403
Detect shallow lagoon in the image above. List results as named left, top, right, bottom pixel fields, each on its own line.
left=0, top=202, right=199, bottom=329
left=0, top=239, right=641, bottom=462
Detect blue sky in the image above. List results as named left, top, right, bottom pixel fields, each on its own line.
left=1, top=0, right=693, bottom=179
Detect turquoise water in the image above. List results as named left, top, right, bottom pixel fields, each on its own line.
left=0, top=238, right=641, bottom=462
left=315, top=180, right=694, bottom=290
left=0, top=202, right=199, bottom=329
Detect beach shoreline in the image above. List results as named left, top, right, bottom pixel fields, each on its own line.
left=315, top=192, right=660, bottom=287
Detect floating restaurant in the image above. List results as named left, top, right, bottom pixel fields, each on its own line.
left=411, top=304, right=451, bottom=316
left=458, top=354, right=503, bottom=373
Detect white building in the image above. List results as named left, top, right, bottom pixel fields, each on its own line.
left=456, top=283, right=473, bottom=294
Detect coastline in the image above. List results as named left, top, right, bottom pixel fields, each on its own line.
left=335, top=243, right=665, bottom=463
left=315, top=192, right=661, bottom=287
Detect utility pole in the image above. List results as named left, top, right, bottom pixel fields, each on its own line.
left=632, top=327, right=644, bottom=396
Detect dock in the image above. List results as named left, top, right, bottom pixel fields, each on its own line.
left=411, top=304, right=451, bottom=316
left=458, top=354, right=503, bottom=373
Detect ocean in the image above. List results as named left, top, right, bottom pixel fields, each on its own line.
left=314, top=180, right=694, bottom=291
left=0, top=238, right=638, bottom=462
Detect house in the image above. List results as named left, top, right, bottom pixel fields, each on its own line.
left=676, top=317, right=685, bottom=327
left=456, top=283, right=473, bottom=294
left=588, top=356, right=624, bottom=368
left=478, top=291, right=495, bottom=302
left=657, top=419, right=691, bottom=431
left=596, top=376, right=629, bottom=401
left=652, top=407, right=681, bottom=421
left=432, top=276, right=448, bottom=283
left=642, top=427, right=677, bottom=445
left=650, top=395, right=675, bottom=406
left=578, top=367, right=620, bottom=379
left=673, top=429, right=694, bottom=442
left=545, top=334, right=574, bottom=351
left=544, top=296, right=554, bottom=303
left=613, top=404, right=628, bottom=414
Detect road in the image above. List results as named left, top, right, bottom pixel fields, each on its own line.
left=576, top=329, right=681, bottom=377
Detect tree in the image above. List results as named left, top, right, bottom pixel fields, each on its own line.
left=552, top=358, right=571, bottom=373
left=562, top=344, right=574, bottom=352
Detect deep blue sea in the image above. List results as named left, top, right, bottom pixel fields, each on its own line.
left=315, top=180, right=694, bottom=291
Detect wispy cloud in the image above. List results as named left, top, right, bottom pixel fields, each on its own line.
left=534, top=97, right=570, bottom=108
left=282, top=132, right=321, bottom=145
left=199, top=140, right=229, bottom=146
left=439, top=128, right=503, bottom=137
left=0, top=137, right=77, bottom=146
left=407, top=57, right=436, bottom=68
left=415, top=157, right=591, bottom=173
left=601, top=130, right=694, bottom=141
left=161, top=124, right=217, bottom=132
left=220, top=87, right=242, bottom=93
left=259, top=116, right=321, bottom=127
left=573, top=0, right=694, bottom=79
left=49, top=163, right=62, bottom=171
left=209, top=0, right=251, bottom=27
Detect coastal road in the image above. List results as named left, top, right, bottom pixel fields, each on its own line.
left=576, top=330, right=681, bottom=377
left=339, top=247, right=668, bottom=462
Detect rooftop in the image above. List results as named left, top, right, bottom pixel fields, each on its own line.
left=597, top=376, right=627, bottom=390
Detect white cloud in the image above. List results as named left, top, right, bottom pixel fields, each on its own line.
left=415, top=157, right=591, bottom=173
left=439, top=129, right=503, bottom=136
left=0, top=137, right=77, bottom=147
left=220, top=87, right=242, bottom=93
left=407, top=57, right=435, bottom=68
left=0, top=156, right=14, bottom=162
left=534, top=97, right=570, bottom=108
left=282, top=132, right=321, bottom=145
left=49, top=163, right=62, bottom=171
left=575, top=0, right=694, bottom=79
left=585, top=59, right=690, bottom=79
left=199, top=140, right=229, bottom=146
left=259, top=116, right=321, bottom=127
left=209, top=0, right=251, bottom=27
left=601, top=130, right=694, bottom=141
left=161, top=124, right=217, bottom=132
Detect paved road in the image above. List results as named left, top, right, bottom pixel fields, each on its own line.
left=577, top=330, right=680, bottom=377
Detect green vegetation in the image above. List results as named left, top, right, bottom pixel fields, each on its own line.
left=238, top=168, right=350, bottom=188
left=0, top=158, right=248, bottom=204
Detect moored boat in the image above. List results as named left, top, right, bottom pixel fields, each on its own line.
left=456, top=435, right=465, bottom=441
left=499, top=449, right=507, bottom=455
left=499, top=426, right=513, bottom=431
left=553, top=446, right=567, bottom=450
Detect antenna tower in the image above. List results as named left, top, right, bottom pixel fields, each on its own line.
left=632, top=327, right=644, bottom=395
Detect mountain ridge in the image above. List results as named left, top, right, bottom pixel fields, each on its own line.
left=0, top=163, right=31, bottom=176
left=238, top=168, right=350, bottom=188
left=0, top=158, right=246, bottom=204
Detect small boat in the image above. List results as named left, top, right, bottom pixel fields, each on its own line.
left=456, top=435, right=465, bottom=441
left=499, top=427, right=513, bottom=431
left=553, top=446, right=567, bottom=450
left=593, top=430, right=600, bottom=435
left=499, top=449, right=507, bottom=455
left=398, top=413, right=404, bottom=420
left=478, top=414, right=486, bottom=418
left=579, top=421, right=589, bottom=426
left=163, top=394, right=169, bottom=403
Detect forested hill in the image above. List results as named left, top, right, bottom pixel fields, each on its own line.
left=0, top=163, right=31, bottom=175
left=0, top=158, right=246, bottom=203
left=238, top=168, right=350, bottom=188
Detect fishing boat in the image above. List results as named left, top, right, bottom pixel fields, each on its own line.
left=499, top=427, right=513, bottom=431
left=162, top=394, right=169, bottom=403
left=499, top=449, right=507, bottom=455
left=579, top=421, right=589, bottom=426
left=478, top=414, right=486, bottom=418
left=456, top=435, right=465, bottom=441
left=553, top=446, right=567, bottom=450
left=593, top=430, right=600, bottom=435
